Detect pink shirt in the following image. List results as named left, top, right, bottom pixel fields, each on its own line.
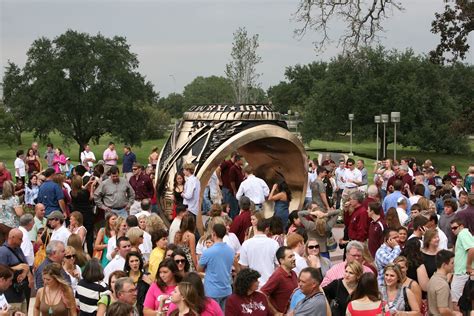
left=103, top=148, right=118, bottom=165
left=143, top=283, right=175, bottom=312
left=52, top=154, right=66, bottom=173
left=167, top=298, right=223, bottom=316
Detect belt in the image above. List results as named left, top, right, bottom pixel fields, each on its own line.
left=111, top=206, right=127, bottom=210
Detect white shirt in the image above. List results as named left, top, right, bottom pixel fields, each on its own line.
left=0, top=294, right=8, bottom=311
left=196, top=233, right=242, bottom=255
left=396, top=207, right=409, bottom=226
left=408, top=195, right=421, bottom=206
left=437, top=227, right=448, bottom=250
left=453, top=186, right=466, bottom=199
left=168, top=217, right=182, bottom=244
left=19, top=226, right=34, bottom=266
left=236, top=175, right=269, bottom=205
left=182, top=175, right=201, bottom=215
left=335, top=166, right=346, bottom=190
left=239, top=234, right=279, bottom=288
left=51, top=225, right=71, bottom=246
left=208, top=171, right=220, bottom=200
left=140, top=231, right=152, bottom=262
left=306, top=172, right=317, bottom=198
left=106, top=236, right=117, bottom=261
left=293, top=251, right=308, bottom=275
left=14, top=158, right=26, bottom=177
left=80, top=150, right=96, bottom=168
left=343, top=168, right=362, bottom=189
left=103, top=255, right=125, bottom=284
left=65, top=264, right=82, bottom=294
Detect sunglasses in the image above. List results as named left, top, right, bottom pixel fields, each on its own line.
left=308, top=245, right=320, bottom=250
left=451, top=226, right=459, bottom=231
left=175, top=259, right=186, bottom=265
left=65, top=255, right=76, bottom=259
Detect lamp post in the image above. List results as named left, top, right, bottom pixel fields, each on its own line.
left=295, top=112, right=299, bottom=134
left=348, top=113, right=354, bottom=156
left=374, top=115, right=381, bottom=162
left=287, top=110, right=292, bottom=132
left=381, top=114, right=389, bottom=158
left=391, top=112, right=401, bottom=161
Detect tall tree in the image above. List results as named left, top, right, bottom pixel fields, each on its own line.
left=2, top=30, right=157, bottom=159
left=183, top=76, right=234, bottom=106
left=158, top=92, right=187, bottom=118
left=225, top=27, right=262, bottom=104
left=429, top=0, right=474, bottom=64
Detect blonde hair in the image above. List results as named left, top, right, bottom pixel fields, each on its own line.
left=314, top=218, right=327, bottom=237
left=1, top=180, right=15, bottom=199
left=146, top=213, right=166, bottom=234
left=126, top=227, right=144, bottom=247
left=70, top=211, right=83, bottom=226
left=384, top=263, right=403, bottom=285
left=114, top=217, right=126, bottom=235
left=42, top=263, right=75, bottom=308
left=346, top=260, right=363, bottom=281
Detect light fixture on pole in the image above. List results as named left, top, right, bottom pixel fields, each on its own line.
left=391, top=112, right=401, bottom=161
left=287, top=110, right=292, bottom=132
left=348, top=113, right=354, bottom=156
left=374, top=115, right=381, bottom=162
left=295, top=112, right=299, bottom=134
left=381, top=114, right=389, bottom=158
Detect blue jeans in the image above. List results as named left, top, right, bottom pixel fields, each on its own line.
left=320, top=252, right=330, bottom=259
left=111, top=208, right=128, bottom=218
left=210, top=296, right=228, bottom=312
left=202, top=186, right=211, bottom=215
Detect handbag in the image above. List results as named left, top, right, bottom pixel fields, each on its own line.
left=329, top=279, right=341, bottom=316
left=92, top=228, right=104, bottom=260
left=34, top=231, right=50, bottom=269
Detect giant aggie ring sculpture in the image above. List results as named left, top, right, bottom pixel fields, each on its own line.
left=155, top=104, right=308, bottom=232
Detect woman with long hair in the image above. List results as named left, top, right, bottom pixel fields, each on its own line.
left=63, top=245, right=82, bottom=294
left=94, top=212, right=117, bottom=267
left=174, top=215, right=197, bottom=270
left=25, top=147, right=41, bottom=177
left=167, top=282, right=201, bottom=316
left=25, top=174, right=39, bottom=207
left=226, top=268, right=270, bottom=315
left=172, top=248, right=191, bottom=278
left=0, top=180, right=23, bottom=244
left=171, top=172, right=185, bottom=219
left=346, top=273, right=389, bottom=316
left=106, top=216, right=128, bottom=261
left=304, top=238, right=332, bottom=279
left=124, top=252, right=152, bottom=316
left=245, top=211, right=264, bottom=241
left=148, top=147, right=160, bottom=169
left=76, top=258, right=108, bottom=316
left=143, top=258, right=182, bottom=316
left=69, top=211, right=87, bottom=246
left=34, top=263, right=77, bottom=316
left=385, top=207, right=402, bottom=229
left=420, top=229, right=440, bottom=279
left=380, top=263, right=420, bottom=315
left=287, top=210, right=302, bottom=234
left=324, top=261, right=363, bottom=316
left=393, top=256, right=422, bottom=309
left=67, top=234, right=90, bottom=268
left=298, top=207, right=339, bottom=259
left=268, top=180, right=292, bottom=231
left=70, top=175, right=95, bottom=256
left=168, top=272, right=222, bottom=315
left=97, top=270, right=127, bottom=316
left=268, top=216, right=285, bottom=247
left=149, top=229, right=169, bottom=282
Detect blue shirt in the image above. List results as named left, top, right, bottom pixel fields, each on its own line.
left=0, top=242, right=28, bottom=302
left=37, top=180, right=64, bottom=216
left=199, top=242, right=234, bottom=298
left=122, top=152, right=136, bottom=173
left=382, top=190, right=411, bottom=216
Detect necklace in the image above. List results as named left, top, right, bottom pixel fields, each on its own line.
left=45, top=288, right=60, bottom=315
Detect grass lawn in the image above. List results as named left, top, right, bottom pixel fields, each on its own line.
left=0, top=133, right=167, bottom=171
left=307, top=136, right=473, bottom=176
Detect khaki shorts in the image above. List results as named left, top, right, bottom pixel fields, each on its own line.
left=451, top=274, right=469, bottom=302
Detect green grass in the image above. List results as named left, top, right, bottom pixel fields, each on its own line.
left=307, top=136, right=473, bottom=176
left=0, top=133, right=167, bottom=171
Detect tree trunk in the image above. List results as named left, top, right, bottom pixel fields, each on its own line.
left=15, top=132, right=22, bottom=146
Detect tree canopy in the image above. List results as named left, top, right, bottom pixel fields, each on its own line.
left=270, top=46, right=473, bottom=154
left=2, top=30, right=158, bottom=157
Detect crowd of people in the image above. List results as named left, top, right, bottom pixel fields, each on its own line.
left=0, top=141, right=472, bottom=316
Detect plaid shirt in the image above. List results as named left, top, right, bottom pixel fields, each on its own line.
left=375, top=243, right=401, bottom=285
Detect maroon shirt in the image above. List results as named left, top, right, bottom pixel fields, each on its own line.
left=368, top=217, right=386, bottom=258
left=225, top=291, right=271, bottom=316
left=362, top=196, right=384, bottom=221
left=260, top=267, right=298, bottom=314
left=229, top=164, right=244, bottom=195
left=129, top=173, right=154, bottom=200
left=0, top=170, right=12, bottom=189
left=230, top=209, right=252, bottom=244
left=347, top=204, right=369, bottom=242
left=220, top=160, right=234, bottom=190
left=387, top=174, right=413, bottom=195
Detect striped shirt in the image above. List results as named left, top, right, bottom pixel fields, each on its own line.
left=75, top=280, right=109, bottom=315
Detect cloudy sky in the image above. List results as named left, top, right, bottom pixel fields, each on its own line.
left=1, top=0, right=472, bottom=97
